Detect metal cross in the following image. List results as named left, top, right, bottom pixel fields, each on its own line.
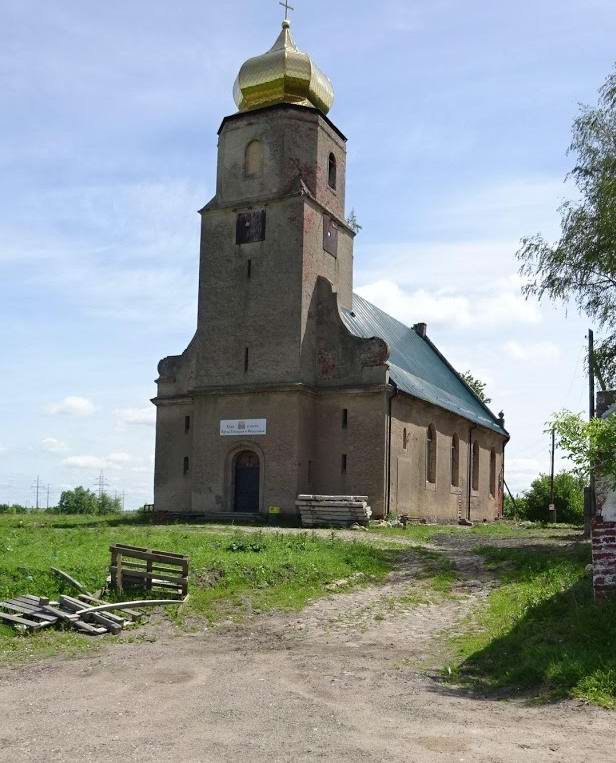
left=279, top=0, right=294, bottom=20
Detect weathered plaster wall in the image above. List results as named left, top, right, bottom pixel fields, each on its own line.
left=388, top=394, right=505, bottom=523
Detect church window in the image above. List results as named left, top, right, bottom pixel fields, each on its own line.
left=236, top=210, right=266, bottom=244
left=451, top=434, right=460, bottom=487
left=342, top=409, right=348, bottom=429
left=403, top=428, right=408, bottom=450
left=183, top=456, right=190, bottom=475
left=328, top=153, right=337, bottom=190
left=244, top=347, right=249, bottom=373
left=341, top=453, right=347, bottom=474
left=489, top=448, right=496, bottom=497
left=426, top=425, right=436, bottom=484
left=184, top=415, right=191, bottom=434
left=245, top=140, right=263, bottom=178
left=472, top=441, right=480, bottom=492
left=323, top=215, right=338, bottom=256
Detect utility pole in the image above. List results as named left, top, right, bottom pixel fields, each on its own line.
left=585, top=329, right=596, bottom=538
left=31, top=475, right=42, bottom=511
left=46, top=484, right=50, bottom=511
left=94, top=471, right=109, bottom=500
left=549, top=427, right=556, bottom=523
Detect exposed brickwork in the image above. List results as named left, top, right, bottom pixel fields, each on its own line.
left=592, top=390, right=616, bottom=602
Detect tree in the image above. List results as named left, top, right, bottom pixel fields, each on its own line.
left=522, top=471, right=585, bottom=524
left=460, top=370, right=492, bottom=404
left=517, top=67, right=616, bottom=384
left=57, top=486, right=98, bottom=515
left=98, top=493, right=123, bottom=515
left=550, top=409, right=616, bottom=489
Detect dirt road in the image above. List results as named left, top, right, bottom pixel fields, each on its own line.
left=0, top=532, right=612, bottom=762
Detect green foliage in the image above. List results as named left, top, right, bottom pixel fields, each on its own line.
left=0, top=504, right=29, bottom=515
left=56, top=487, right=122, bottom=515
left=522, top=471, right=585, bottom=523
left=550, top=409, right=616, bottom=488
left=517, top=67, right=616, bottom=384
left=346, top=208, right=363, bottom=233
left=459, top=370, right=492, bottom=404
left=450, top=543, right=616, bottom=708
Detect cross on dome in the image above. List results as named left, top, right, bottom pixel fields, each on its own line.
left=279, top=0, right=294, bottom=21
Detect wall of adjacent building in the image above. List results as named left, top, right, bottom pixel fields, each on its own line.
left=389, top=394, right=505, bottom=523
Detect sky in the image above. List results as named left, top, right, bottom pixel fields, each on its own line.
left=1, top=0, right=614, bottom=509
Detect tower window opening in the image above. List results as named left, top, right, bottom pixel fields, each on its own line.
left=403, top=427, right=408, bottom=450
left=328, top=153, right=337, bottom=190
left=183, top=456, right=190, bottom=475
left=184, top=415, right=191, bottom=434
left=245, top=139, right=263, bottom=178
left=244, top=347, right=249, bottom=373
left=341, top=453, right=347, bottom=474
left=247, top=259, right=252, bottom=279
left=426, top=424, right=436, bottom=484
left=342, top=408, right=348, bottom=429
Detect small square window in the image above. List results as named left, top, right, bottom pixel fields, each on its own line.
left=323, top=215, right=338, bottom=256
left=236, top=210, right=266, bottom=244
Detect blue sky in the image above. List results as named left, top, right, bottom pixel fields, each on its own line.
left=1, top=0, right=614, bottom=508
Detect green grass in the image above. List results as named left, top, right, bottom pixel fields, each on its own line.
left=370, top=520, right=582, bottom=542
left=449, top=541, right=616, bottom=708
left=0, top=513, right=400, bottom=663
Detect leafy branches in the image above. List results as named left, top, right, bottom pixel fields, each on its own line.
left=550, top=409, right=616, bottom=488
left=460, top=370, right=492, bottom=404
left=517, top=67, right=616, bottom=384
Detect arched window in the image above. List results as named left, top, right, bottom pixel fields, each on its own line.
left=489, top=448, right=496, bottom=497
left=472, top=441, right=480, bottom=492
left=426, top=424, right=436, bottom=484
left=451, top=434, right=460, bottom=487
left=245, top=140, right=263, bottom=178
left=328, top=153, right=337, bottom=190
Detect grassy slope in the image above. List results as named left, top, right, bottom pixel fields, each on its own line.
left=0, top=514, right=399, bottom=663
left=450, top=541, right=616, bottom=709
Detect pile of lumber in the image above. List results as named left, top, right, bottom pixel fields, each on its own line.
left=0, top=594, right=144, bottom=635
left=296, top=495, right=372, bottom=528
left=109, top=544, right=188, bottom=599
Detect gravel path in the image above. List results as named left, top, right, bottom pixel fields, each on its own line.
left=0, top=530, right=612, bottom=762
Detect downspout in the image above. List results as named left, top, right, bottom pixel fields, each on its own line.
left=466, top=424, right=477, bottom=522
left=386, top=381, right=398, bottom=519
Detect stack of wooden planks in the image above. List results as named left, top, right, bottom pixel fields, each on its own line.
left=109, top=544, right=189, bottom=599
left=296, top=495, right=372, bottom=528
left=0, top=594, right=144, bottom=635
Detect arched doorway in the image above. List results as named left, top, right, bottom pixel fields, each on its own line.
left=233, top=450, right=260, bottom=513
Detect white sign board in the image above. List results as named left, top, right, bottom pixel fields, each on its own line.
left=220, top=419, right=267, bottom=436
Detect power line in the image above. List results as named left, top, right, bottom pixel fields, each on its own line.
left=31, top=475, right=42, bottom=510
left=94, top=471, right=110, bottom=499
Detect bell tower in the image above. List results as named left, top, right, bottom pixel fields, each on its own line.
left=194, top=19, right=354, bottom=388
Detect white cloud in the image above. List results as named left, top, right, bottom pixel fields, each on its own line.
left=0, top=444, right=7, bottom=454
left=63, top=452, right=135, bottom=471
left=130, top=466, right=151, bottom=473
left=47, top=396, right=95, bottom=417
left=114, top=407, right=155, bottom=427
left=503, top=340, right=561, bottom=361
left=355, top=279, right=541, bottom=329
left=63, top=455, right=107, bottom=470
left=41, top=437, right=69, bottom=453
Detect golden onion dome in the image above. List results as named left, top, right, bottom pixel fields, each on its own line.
left=233, top=20, right=335, bottom=115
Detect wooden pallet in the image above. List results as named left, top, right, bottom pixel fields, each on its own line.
left=109, top=544, right=189, bottom=598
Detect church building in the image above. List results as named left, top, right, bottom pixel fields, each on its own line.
left=152, top=17, right=509, bottom=522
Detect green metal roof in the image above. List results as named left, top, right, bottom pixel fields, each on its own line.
left=341, top=294, right=508, bottom=436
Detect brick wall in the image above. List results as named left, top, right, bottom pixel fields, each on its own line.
left=592, top=390, right=616, bottom=603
